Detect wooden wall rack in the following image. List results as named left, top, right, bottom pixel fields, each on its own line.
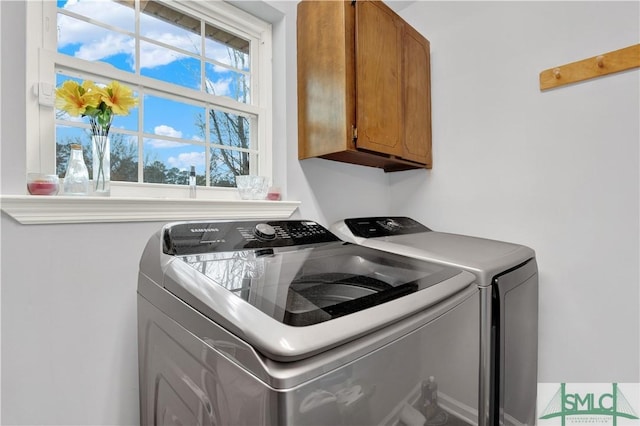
left=540, top=43, right=640, bottom=90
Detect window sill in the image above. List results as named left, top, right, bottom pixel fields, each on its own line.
left=0, top=195, right=301, bottom=225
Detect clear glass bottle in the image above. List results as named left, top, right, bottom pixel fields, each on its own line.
left=189, top=165, right=196, bottom=199
left=63, top=144, right=89, bottom=195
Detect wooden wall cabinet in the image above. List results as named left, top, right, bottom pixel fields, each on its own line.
left=297, top=0, right=432, bottom=172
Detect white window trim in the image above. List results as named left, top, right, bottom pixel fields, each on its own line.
left=21, top=0, right=279, bottom=219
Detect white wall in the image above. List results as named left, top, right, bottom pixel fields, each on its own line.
left=1, top=1, right=638, bottom=424
left=391, top=1, right=640, bottom=383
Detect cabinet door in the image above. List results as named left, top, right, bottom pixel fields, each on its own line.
left=355, top=0, right=403, bottom=157
left=402, top=25, right=432, bottom=166
left=297, top=1, right=355, bottom=159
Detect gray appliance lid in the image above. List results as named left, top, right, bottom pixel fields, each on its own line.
left=332, top=217, right=535, bottom=287
left=155, top=220, right=475, bottom=361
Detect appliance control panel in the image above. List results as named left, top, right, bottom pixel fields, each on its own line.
left=163, top=220, right=340, bottom=255
left=344, top=217, right=431, bottom=238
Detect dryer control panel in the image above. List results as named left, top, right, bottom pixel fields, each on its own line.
left=344, top=217, right=431, bottom=238
left=163, top=220, right=340, bottom=255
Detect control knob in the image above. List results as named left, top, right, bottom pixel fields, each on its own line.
left=254, top=223, right=276, bottom=240
left=380, top=218, right=401, bottom=231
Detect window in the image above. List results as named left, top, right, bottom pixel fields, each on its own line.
left=28, top=0, right=272, bottom=199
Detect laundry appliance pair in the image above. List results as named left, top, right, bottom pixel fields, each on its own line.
left=137, top=217, right=537, bottom=426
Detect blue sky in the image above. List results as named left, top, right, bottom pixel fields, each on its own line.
left=55, top=0, right=250, bottom=174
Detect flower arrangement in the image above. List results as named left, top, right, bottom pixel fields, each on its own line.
left=55, top=80, right=137, bottom=192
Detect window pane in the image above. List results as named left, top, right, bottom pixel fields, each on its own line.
left=210, top=148, right=252, bottom=186
left=204, top=23, right=249, bottom=70
left=144, top=95, right=205, bottom=140
left=139, top=41, right=201, bottom=90
left=140, top=0, right=201, bottom=55
left=208, top=109, right=252, bottom=149
left=58, top=1, right=135, bottom=33
left=57, top=13, right=135, bottom=73
left=143, top=140, right=205, bottom=184
left=205, top=63, right=250, bottom=103
left=110, top=134, right=139, bottom=182
left=56, top=126, right=91, bottom=178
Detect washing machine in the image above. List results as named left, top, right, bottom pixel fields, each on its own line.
left=331, top=217, right=538, bottom=426
left=138, top=219, right=481, bottom=426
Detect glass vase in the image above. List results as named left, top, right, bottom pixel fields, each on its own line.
left=63, top=144, right=89, bottom=195
left=92, top=135, right=110, bottom=196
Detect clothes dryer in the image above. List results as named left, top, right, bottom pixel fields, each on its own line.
left=331, top=217, right=538, bottom=426
left=138, top=220, right=481, bottom=425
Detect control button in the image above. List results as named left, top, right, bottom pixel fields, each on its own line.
left=254, top=223, right=276, bottom=240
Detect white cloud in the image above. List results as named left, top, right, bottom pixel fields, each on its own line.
left=205, top=77, right=233, bottom=97
left=154, top=125, right=182, bottom=138
left=146, top=139, right=184, bottom=148
left=75, top=33, right=133, bottom=62
left=139, top=39, right=187, bottom=69
left=146, top=125, right=184, bottom=148
left=58, top=113, right=86, bottom=123
left=167, top=152, right=206, bottom=170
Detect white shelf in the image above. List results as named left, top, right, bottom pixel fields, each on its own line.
left=0, top=195, right=300, bottom=225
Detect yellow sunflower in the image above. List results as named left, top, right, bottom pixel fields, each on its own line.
left=55, top=80, right=102, bottom=117
left=100, top=80, right=138, bottom=116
